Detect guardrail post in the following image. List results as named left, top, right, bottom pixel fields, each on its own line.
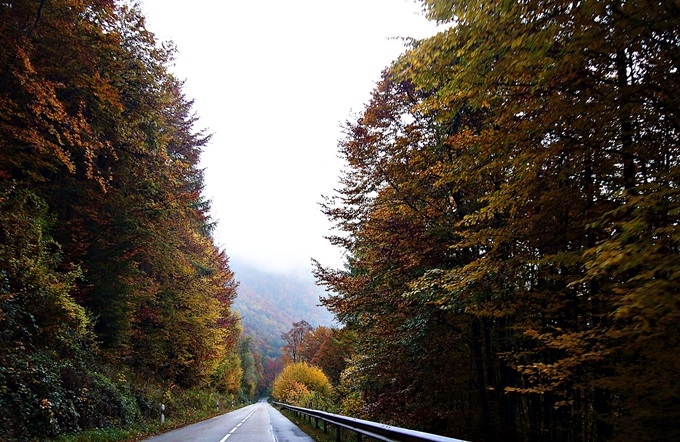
left=336, top=425, right=341, bottom=442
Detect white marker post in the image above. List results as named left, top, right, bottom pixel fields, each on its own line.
left=161, top=403, right=165, bottom=424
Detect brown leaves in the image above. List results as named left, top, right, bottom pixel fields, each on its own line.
left=319, top=0, right=680, bottom=438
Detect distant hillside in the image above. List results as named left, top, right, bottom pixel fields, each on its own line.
left=231, top=260, right=335, bottom=359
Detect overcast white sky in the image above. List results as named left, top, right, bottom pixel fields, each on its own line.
left=140, top=0, right=438, bottom=274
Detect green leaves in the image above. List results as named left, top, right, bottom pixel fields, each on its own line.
left=0, top=187, right=97, bottom=439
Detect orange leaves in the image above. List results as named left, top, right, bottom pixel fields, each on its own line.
left=3, top=36, right=115, bottom=190
left=13, top=48, right=76, bottom=173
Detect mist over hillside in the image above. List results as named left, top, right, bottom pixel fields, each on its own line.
left=231, top=259, right=336, bottom=358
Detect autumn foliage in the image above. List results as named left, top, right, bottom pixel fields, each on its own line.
left=280, top=321, right=353, bottom=386
left=271, top=362, right=333, bottom=409
left=0, top=1, right=242, bottom=439
left=315, top=0, right=680, bottom=441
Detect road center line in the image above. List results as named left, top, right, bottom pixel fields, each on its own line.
left=218, top=407, right=258, bottom=442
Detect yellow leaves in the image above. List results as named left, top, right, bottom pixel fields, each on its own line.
left=510, top=326, right=611, bottom=403
left=525, top=327, right=608, bottom=358
left=271, top=362, right=333, bottom=407
left=213, top=352, right=243, bottom=395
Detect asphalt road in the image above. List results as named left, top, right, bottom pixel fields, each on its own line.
left=143, top=399, right=314, bottom=442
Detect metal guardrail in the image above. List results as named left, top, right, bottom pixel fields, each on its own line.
left=271, top=401, right=468, bottom=442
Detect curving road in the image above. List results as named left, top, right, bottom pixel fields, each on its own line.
left=143, top=399, right=314, bottom=442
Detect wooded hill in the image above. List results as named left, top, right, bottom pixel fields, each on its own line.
left=232, top=260, right=335, bottom=359
left=314, top=0, right=680, bottom=441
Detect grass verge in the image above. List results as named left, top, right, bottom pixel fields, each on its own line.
left=53, top=402, right=250, bottom=441
left=279, top=408, right=365, bottom=442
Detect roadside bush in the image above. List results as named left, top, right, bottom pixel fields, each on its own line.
left=0, top=189, right=103, bottom=440
left=271, top=362, right=333, bottom=409
left=0, top=349, right=78, bottom=439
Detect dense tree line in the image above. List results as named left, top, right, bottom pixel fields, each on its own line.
left=280, top=320, right=353, bottom=385
left=273, top=321, right=352, bottom=410
left=0, top=1, right=245, bottom=439
left=315, top=0, right=679, bottom=441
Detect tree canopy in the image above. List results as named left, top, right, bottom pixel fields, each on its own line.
left=0, top=1, right=241, bottom=438
left=316, top=0, right=679, bottom=440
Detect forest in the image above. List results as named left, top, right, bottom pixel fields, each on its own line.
left=311, top=0, right=680, bottom=441
left=0, top=1, right=266, bottom=440
left=1, top=0, right=678, bottom=441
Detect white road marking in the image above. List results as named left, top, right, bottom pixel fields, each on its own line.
left=268, top=406, right=278, bottom=442
left=218, top=407, right=259, bottom=442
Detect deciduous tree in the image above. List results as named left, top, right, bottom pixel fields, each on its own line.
left=0, top=1, right=242, bottom=437
left=281, top=320, right=313, bottom=364
left=317, top=0, right=680, bottom=439
left=271, top=362, right=333, bottom=409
